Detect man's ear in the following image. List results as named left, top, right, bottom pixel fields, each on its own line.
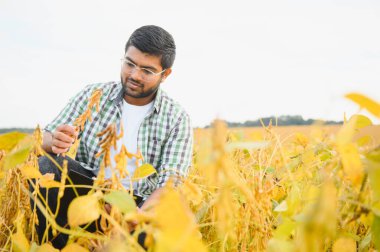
left=161, top=68, right=172, bottom=82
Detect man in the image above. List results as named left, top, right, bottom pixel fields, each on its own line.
left=32, top=25, right=193, bottom=248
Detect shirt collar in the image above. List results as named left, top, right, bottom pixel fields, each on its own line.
left=110, top=82, right=163, bottom=114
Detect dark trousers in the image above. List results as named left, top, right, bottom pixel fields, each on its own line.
left=30, top=154, right=147, bottom=249
left=29, top=154, right=96, bottom=249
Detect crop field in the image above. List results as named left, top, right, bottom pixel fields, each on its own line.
left=205, top=124, right=380, bottom=147
left=0, top=93, right=380, bottom=251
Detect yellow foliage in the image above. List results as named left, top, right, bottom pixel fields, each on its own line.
left=19, top=162, right=42, bottom=179
left=114, top=144, right=129, bottom=179
left=181, top=180, right=203, bottom=206
left=61, top=243, right=89, bottom=252
left=66, top=138, right=80, bottom=159
left=38, top=173, right=61, bottom=188
left=74, top=89, right=103, bottom=131
left=1, top=93, right=380, bottom=251
left=11, top=215, right=30, bottom=252
left=36, top=243, right=59, bottom=252
left=153, top=186, right=207, bottom=252
left=332, top=237, right=356, bottom=252
left=336, top=115, right=372, bottom=186
left=67, top=191, right=102, bottom=227
left=345, top=92, right=380, bottom=118
left=103, top=190, right=136, bottom=214
left=1, top=137, right=33, bottom=171
left=0, top=132, right=28, bottom=152
left=339, top=143, right=363, bottom=185
left=132, top=163, right=157, bottom=180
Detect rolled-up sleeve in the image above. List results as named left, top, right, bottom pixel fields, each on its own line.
left=44, top=85, right=93, bottom=134
left=156, top=112, right=193, bottom=188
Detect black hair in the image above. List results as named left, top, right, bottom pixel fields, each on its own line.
left=125, top=25, right=176, bottom=69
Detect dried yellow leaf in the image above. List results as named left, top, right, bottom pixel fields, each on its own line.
left=332, top=237, right=356, bottom=252
left=339, top=143, right=363, bottom=185
left=36, top=243, right=59, bottom=252
left=11, top=222, right=30, bottom=252
left=181, top=180, right=203, bottom=206
left=345, top=93, right=380, bottom=118
left=316, top=181, right=338, bottom=235
left=39, top=173, right=61, bottom=188
left=154, top=188, right=207, bottom=252
left=67, top=191, right=102, bottom=227
left=336, top=115, right=369, bottom=186
left=337, top=114, right=372, bottom=145
left=61, top=243, right=89, bottom=252
left=132, top=163, right=157, bottom=180
left=155, top=189, right=190, bottom=231
left=20, top=163, right=42, bottom=179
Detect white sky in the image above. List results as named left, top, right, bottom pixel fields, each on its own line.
left=1, top=0, right=380, bottom=128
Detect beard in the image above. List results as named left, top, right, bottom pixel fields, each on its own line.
left=121, top=76, right=161, bottom=99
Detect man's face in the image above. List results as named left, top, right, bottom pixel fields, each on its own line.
left=120, top=46, right=171, bottom=106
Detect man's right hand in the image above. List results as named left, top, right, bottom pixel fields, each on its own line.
left=44, top=125, right=78, bottom=154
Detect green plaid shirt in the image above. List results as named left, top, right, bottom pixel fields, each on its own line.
left=45, top=81, right=193, bottom=198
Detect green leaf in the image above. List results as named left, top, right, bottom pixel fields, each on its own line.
left=29, top=242, right=38, bottom=252
left=359, top=233, right=372, bottom=251
left=267, top=238, right=295, bottom=252
left=367, top=159, right=380, bottom=202
left=0, top=131, right=28, bottom=152
left=103, top=190, right=136, bottom=214
left=367, top=147, right=380, bottom=163
left=350, top=114, right=373, bottom=129
left=273, top=218, right=296, bottom=239
left=285, top=184, right=302, bottom=216
left=2, top=139, right=32, bottom=170
left=266, top=167, right=275, bottom=173
left=337, top=114, right=372, bottom=146
left=373, top=201, right=380, bottom=216
left=356, top=135, right=372, bottom=147
left=372, top=215, right=380, bottom=250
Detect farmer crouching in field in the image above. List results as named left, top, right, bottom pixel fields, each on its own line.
left=29, top=25, right=193, bottom=249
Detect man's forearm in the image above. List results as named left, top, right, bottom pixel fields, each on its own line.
left=42, top=131, right=53, bottom=153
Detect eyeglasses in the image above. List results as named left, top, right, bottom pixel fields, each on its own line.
left=120, top=58, right=166, bottom=81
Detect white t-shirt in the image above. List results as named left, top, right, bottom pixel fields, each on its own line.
left=105, top=99, right=154, bottom=189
